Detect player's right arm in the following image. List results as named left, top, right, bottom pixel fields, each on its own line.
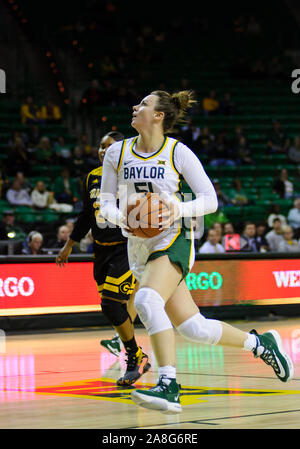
left=56, top=174, right=92, bottom=267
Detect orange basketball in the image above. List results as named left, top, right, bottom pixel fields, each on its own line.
left=127, top=192, right=169, bottom=238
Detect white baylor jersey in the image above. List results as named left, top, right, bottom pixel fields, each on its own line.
left=117, top=135, right=182, bottom=206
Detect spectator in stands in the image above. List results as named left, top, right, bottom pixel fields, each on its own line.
left=212, top=222, right=223, bottom=244
left=202, top=90, right=219, bottom=116
left=20, top=96, right=40, bottom=124
left=255, top=222, right=269, bottom=252
left=7, top=136, right=30, bottom=175
left=8, top=130, right=27, bottom=149
left=232, top=125, right=246, bottom=149
left=219, top=92, right=236, bottom=116
left=69, top=146, right=87, bottom=177
left=265, top=218, right=284, bottom=252
left=198, top=228, right=225, bottom=254
left=27, top=124, right=41, bottom=148
left=36, top=136, right=53, bottom=164
left=287, top=136, right=300, bottom=164
left=221, top=222, right=235, bottom=248
left=86, top=147, right=102, bottom=172
left=78, top=133, right=92, bottom=155
left=287, top=198, right=300, bottom=239
left=22, top=231, right=44, bottom=255
left=6, top=179, right=33, bottom=207
left=31, top=180, right=73, bottom=213
left=180, top=118, right=201, bottom=153
left=54, top=136, right=72, bottom=165
left=278, top=225, right=300, bottom=253
left=235, top=136, right=254, bottom=165
left=81, top=79, right=103, bottom=114
left=197, top=126, right=215, bottom=156
left=15, top=171, right=32, bottom=194
left=100, top=55, right=117, bottom=78
left=273, top=168, right=294, bottom=199
left=267, top=203, right=287, bottom=228
left=228, top=179, right=249, bottom=206
left=240, top=222, right=259, bottom=252
left=0, top=210, right=27, bottom=241
left=39, top=100, right=62, bottom=123
left=212, top=179, right=231, bottom=208
left=79, top=230, right=94, bottom=253
left=209, top=132, right=235, bottom=167
left=47, top=224, right=79, bottom=252
left=52, top=167, right=80, bottom=206
left=0, top=167, right=8, bottom=199
left=267, top=120, right=289, bottom=154
left=246, top=16, right=262, bottom=36
left=250, top=59, right=266, bottom=79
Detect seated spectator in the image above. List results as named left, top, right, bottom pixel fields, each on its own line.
left=79, top=230, right=94, bottom=253
left=69, top=146, right=87, bottom=177
left=209, top=132, right=235, bottom=167
left=250, top=59, right=266, bottom=79
left=288, top=136, right=300, bottom=164
left=0, top=167, right=8, bottom=199
left=31, top=180, right=73, bottom=212
left=0, top=210, right=27, bottom=241
left=6, top=179, right=33, bottom=207
left=267, top=204, right=287, bottom=228
left=8, top=130, right=27, bottom=149
left=198, top=228, right=225, bottom=254
left=212, top=179, right=231, bottom=207
left=52, top=167, right=80, bottom=206
left=180, top=119, right=201, bottom=152
left=287, top=198, right=300, bottom=239
left=54, top=136, right=72, bottom=164
left=27, top=124, right=41, bottom=148
left=20, top=96, right=40, bottom=124
left=47, top=225, right=80, bottom=252
left=78, top=134, right=92, bottom=155
left=22, top=231, right=44, bottom=255
left=273, top=168, right=294, bottom=199
left=204, top=208, right=229, bottom=229
left=212, top=221, right=223, bottom=244
left=219, top=92, right=236, bottom=115
left=7, top=136, right=30, bottom=176
left=39, top=100, right=62, bottom=123
left=235, top=136, right=254, bottom=165
left=278, top=225, right=300, bottom=252
left=265, top=218, right=284, bottom=252
left=15, top=171, right=32, bottom=194
left=240, top=222, right=259, bottom=252
left=228, top=179, right=249, bottom=206
left=36, top=136, right=53, bottom=163
left=221, top=222, right=235, bottom=247
left=197, top=126, right=215, bottom=155
left=255, top=222, right=269, bottom=252
left=231, top=125, right=246, bottom=149
left=267, top=120, right=289, bottom=154
left=86, top=147, right=102, bottom=172
left=202, top=90, right=219, bottom=116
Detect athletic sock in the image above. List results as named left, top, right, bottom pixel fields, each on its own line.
left=122, top=336, right=139, bottom=355
left=243, top=332, right=258, bottom=351
left=158, top=365, right=176, bottom=380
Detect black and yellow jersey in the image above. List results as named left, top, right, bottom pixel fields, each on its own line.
left=70, top=166, right=126, bottom=245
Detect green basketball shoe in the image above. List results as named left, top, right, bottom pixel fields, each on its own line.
left=250, top=329, right=294, bottom=382
left=100, top=335, right=122, bottom=357
left=131, top=375, right=182, bottom=414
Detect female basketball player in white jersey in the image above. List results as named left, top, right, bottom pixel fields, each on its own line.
left=99, top=90, right=294, bottom=414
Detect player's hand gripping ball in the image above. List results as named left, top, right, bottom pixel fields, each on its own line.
left=127, top=192, right=170, bottom=238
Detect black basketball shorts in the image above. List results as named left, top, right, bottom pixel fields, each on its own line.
left=93, top=242, right=135, bottom=302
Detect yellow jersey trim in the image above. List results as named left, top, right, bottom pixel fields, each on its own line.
left=130, top=136, right=168, bottom=160
left=117, top=139, right=127, bottom=173
left=86, top=166, right=102, bottom=190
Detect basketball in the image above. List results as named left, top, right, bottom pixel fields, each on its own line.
left=127, top=192, right=169, bottom=238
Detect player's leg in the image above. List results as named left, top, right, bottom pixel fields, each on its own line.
left=166, top=281, right=294, bottom=382
left=131, top=255, right=182, bottom=414
left=101, top=247, right=150, bottom=385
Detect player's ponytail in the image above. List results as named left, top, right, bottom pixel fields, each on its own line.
left=151, top=89, right=196, bottom=133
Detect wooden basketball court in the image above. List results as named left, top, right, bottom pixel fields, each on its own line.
left=0, top=318, right=300, bottom=429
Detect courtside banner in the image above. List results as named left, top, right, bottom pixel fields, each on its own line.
left=1, top=258, right=300, bottom=316
left=0, top=262, right=100, bottom=316
left=186, top=259, right=300, bottom=307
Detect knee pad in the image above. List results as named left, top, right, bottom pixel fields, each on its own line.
left=176, top=313, right=223, bottom=345
left=134, top=287, right=173, bottom=336
left=101, top=297, right=130, bottom=327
